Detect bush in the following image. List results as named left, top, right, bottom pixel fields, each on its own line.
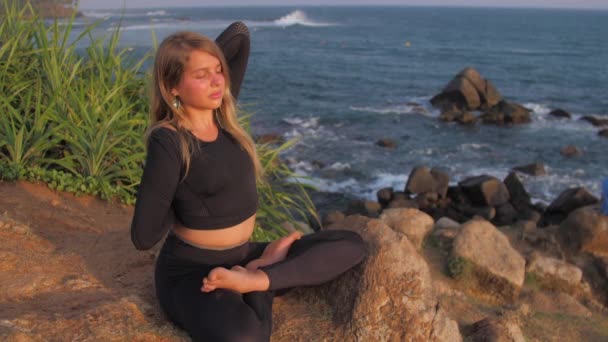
left=0, top=0, right=318, bottom=241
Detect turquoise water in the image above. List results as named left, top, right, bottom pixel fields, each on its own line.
left=75, top=6, right=608, bottom=202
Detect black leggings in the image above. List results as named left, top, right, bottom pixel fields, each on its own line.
left=155, top=229, right=367, bottom=342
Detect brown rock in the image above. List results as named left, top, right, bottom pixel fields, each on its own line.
left=560, top=145, right=582, bottom=157
left=346, top=200, right=382, bottom=218
left=463, top=315, right=525, bottom=342
left=526, top=252, right=583, bottom=291
left=379, top=208, right=435, bottom=249
left=431, top=76, right=482, bottom=110
left=459, top=175, right=511, bottom=207
left=581, top=115, right=608, bottom=127
left=405, top=166, right=450, bottom=198
left=480, top=101, right=531, bottom=125
left=560, top=206, right=608, bottom=258
left=545, top=187, right=599, bottom=220
left=452, top=219, right=526, bottom=302
left=387, top=197, right=419, bottom=209
left=322, top=211, right=346, bottom=227
left=326, top=216, right=462, bottom=341
left=599, top=129, right=608, bottom=137
left=376, top=138, right=397, bottom=149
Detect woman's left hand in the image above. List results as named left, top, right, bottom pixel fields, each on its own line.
left=245, top=231, right=303, bottom=271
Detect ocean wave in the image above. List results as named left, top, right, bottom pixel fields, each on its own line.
left=146, top=10, right=167, bottom=16
left=82, top=11, right=113, bottom=19
left=272, top=10, right=336, bottom=27
left=350, top=103, right=436, bottom=117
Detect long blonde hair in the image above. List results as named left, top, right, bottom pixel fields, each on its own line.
left=146, top=31, right=262, bottom=182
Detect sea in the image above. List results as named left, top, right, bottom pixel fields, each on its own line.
left=71, top=6, right=608, bottom=204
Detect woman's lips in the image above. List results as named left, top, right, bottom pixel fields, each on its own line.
left=210, top=91, right=222, bottom=99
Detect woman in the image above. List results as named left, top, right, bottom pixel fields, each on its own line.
left=130, top=22, right=367, bottom=341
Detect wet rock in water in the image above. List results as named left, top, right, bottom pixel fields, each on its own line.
left=543, top=188, right=599, bottom=225
left=405, top=166, right=450, bottom=198
left=480, top=100, right=531, bottom=125
left=503, top=172, right=532, bottom=210
left=432, top=75, right=481, bottom=110
left=376, top=187, right=393, bottom=207
left=431, top=67, right=503, bottom=112
left=452, top=219, right=526, bottom=303
left=549, top=108, right=572, bottom=119
left=512, top=163, right=547, bottom=176
left=599, top=129, right=608, bottom=137
left=463, top=314, right=525, bottom=342
left=458, top=175, right=511, bottom=207
left=526, top=252, right=583, bottom=292
left=326, top=216, right=462, bottom=341
left=581, top=115, right=608, bottom=127
left=376, top=138, right=397, bottom=149
left=560, top=145, right=582, bottom=157
left=559, top=206, right=608, bottom=258
left=457, top=111, right=478, bottom=125
left=379, top=208, right=435, bottom=250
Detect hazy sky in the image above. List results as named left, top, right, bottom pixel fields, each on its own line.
left=79, top=0, right=608, bottom=10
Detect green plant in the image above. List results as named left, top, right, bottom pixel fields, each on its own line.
left=447, top=255, right=472, bottom=279
left=0, top=0, right=320, bottom=241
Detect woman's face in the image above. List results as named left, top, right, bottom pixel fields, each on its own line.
left=171, top=49, right=225, bottom=112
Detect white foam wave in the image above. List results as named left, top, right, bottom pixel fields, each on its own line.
left=350, top=103, right=435, bottom=117
left=273, top=10, right=335, bottom=27
left=82, top=11, right=113, bottom=18
left=110, top=22, right=174, bottom=31
left=327, top=162, right=351, bottom=171
left=523, top=102, right=551, bottom=115
left=282, top=116, right=319, bottom=128
left=146, top=10, right=167, bottom=16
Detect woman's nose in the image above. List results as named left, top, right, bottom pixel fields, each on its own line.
left=211, top=72, right=223, bottom=86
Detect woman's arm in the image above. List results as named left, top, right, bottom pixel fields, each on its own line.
left=215, top=21, right=250, bottom=101
left=130, top=128, right=182, bottom=250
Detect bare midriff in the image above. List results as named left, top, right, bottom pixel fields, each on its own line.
left=172, top=213, right=257, bottom=250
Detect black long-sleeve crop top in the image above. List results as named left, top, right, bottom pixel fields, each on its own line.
left=130, top=22, right=256, bottom=250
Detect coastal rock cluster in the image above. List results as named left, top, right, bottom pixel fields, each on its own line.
left=431, top=67, right=531, bottom=126
left=431, top=67, right=608, bottom=138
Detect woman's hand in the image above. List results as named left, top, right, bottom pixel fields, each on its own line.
left=245, top=231, right=303, bottom=271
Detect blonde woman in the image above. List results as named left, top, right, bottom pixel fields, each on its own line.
left=130, top=22, right=367, bottom=341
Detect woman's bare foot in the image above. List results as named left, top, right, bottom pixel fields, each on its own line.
left=245, top=231, right=303, bottom=271
left=201, top=265, right=270, bottom=293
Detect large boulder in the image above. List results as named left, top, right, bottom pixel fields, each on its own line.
left=431, top=67, right=503, bottom=112
left=463, top=314, right=525, bottom=342
left=326, top=215, right=462, bottom=341
left=503, top=172, right=532, bottom=212
left=405, top=166, right=450, bottom=198
left=452, top=219, right=526, bottom=302
left=559, top=206, right=608, bottom=258
left=543, top=188, right=599, bottom=225
left=526, top=252, right=583, bottom=292
left=431, top=75, right=481, bottom=110
left=379, top=208, right=435, bottom=249
left=459, top=175, right=511, bottom=207
left=512, top=163, right=547, bottom=176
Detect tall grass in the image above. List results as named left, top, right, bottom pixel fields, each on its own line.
left=0, top=0, right=319, bottom=240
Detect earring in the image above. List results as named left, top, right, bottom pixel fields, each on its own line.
left=215, top=110, right=225, bottom=129
left=172, top=96, right=181, bottom=109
